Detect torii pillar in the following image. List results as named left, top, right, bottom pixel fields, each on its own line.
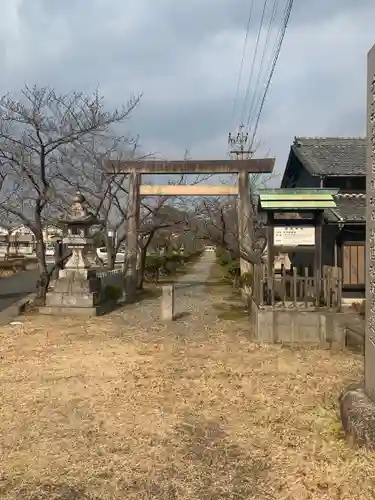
left=340, top=44, right=375, bottom=450
left=124, top=169, right=140, bottom=301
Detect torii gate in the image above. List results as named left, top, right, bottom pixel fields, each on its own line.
left=105, top=158, right=275, bottom=298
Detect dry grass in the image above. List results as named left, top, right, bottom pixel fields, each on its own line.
left=0, top=313, right=373, bottom=500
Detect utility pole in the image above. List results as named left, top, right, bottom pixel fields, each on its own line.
left=228, top=124, right=253, bottom=160
left=228, top=124, right=254, bottom=296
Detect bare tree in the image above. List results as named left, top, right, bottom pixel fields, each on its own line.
left=57, top=133, right=139, bottom=268
left=190, top=171, right=276, bottom=268
left=136, top=204, right=193, bottom=289
left=0, top=85, right=140, bottom=302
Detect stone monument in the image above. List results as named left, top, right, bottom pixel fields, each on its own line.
left=340, top=45, right=375, bottom=450
left=40, top=190, right=104, bottom=316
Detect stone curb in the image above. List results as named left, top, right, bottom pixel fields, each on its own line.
left=0, top=293, right=37, bottom=325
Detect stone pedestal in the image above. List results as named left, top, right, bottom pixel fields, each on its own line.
left=39, top=191, right=104, bottom=316
left=340, top=384, right=375, bottom=451
left=340, top=45, right=375, bottom=449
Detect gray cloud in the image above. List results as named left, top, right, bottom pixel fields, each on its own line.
left=0, top=0, right=374, bottom=178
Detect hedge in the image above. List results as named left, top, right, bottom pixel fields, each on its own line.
left=144, top=250, right=203, bottom=282
left=215, top=248, right=253, bottom=288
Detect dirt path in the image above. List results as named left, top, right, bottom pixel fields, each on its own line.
left=112, top=251, right=251, bottom=341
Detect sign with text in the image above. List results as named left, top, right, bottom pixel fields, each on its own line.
left=274, top=226, right=315, bottom=247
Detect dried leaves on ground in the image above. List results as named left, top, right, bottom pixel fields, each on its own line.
left=0, top=313, right=372, bottom=500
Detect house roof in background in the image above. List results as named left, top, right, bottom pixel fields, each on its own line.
left=325, top=192, right=365, bottom=223
left=292, top=137, right=367, bottom=177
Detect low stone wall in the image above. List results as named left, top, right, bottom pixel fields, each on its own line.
left=250, top=301, right=346, bottom=345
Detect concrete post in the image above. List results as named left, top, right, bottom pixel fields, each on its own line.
left=366, top=44, right=375, bottom=400
left=161, top=284, right=175, bottom=321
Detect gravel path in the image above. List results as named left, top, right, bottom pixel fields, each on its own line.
left=174, top=251, right=217, bottom=319
left=112, top=252, right=252, bottom=340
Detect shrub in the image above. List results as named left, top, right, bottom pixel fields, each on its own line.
left=143, top=249, right=204, bottom=282
left=145, top=255, right=164, bottom=270
left=104, top=285, right=122, bottom=302
left=144, top=255, right=164, bottom=281
left=227, top=261, right=241, bottom=279
left=218, top=253, right=231, bottom=267
left=166, top=253, right=181, bottom=263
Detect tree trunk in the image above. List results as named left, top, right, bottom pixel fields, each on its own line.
left=35, top=236, right=49, bottom=305
left=137, top=246, right=147, bottom=290
left=137, top=230, right=156, bottom=290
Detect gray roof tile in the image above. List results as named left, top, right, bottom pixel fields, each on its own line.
left=292, top=137, right=366, bottom=176
left=325, top=192, right=365, bottom=223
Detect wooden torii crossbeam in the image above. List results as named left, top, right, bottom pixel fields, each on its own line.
left=105, top=158, right=274, bottom=174
left=103, top=157, right=275, bottom=299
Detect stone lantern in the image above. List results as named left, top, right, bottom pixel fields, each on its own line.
left=40, top=190, right=104, bottom=316
left=59, top=190, right=102, bottom=274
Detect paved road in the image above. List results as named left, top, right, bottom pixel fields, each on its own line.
left=0, top=259, right=56, bottom=313
left=0, top=268, right=40, bottom=313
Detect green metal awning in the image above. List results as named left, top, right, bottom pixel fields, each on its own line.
left=257, top=188, right=338, bottom=210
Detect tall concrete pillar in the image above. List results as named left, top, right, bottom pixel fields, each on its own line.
left=366, top=45, right=375, bottom=400
left=339, top=45, right=375, bottom=450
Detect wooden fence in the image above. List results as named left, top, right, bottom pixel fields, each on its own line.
left=253, top=265, right=342, bottom=310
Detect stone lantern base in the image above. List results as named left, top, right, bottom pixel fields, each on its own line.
left=39, top=269, right=102, bottom=317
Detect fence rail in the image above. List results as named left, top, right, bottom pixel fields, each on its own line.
left=253, top=265, right=342, bottom=310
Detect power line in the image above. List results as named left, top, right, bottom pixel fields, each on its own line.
left=247, top=0, right=287, bottom=136
left=245, top=0, right=280, bottom=132
left=230, top=0, right=255, bottom=129
left=228, top=0, right=294, bottom=157
left=249, top=0, right=295, bottom=148
left=240, top=0, right=269, bottom=126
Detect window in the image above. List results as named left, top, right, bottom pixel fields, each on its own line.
left=342, top=243, right=365, bottom=285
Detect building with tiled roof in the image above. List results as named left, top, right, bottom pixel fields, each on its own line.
left=288, top=136, right=366, bottom=177
left=281, top=136, right=366, bottom=298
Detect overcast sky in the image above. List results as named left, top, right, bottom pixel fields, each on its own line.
left=0, top=0, right=374, bottom=180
